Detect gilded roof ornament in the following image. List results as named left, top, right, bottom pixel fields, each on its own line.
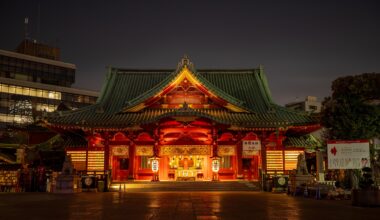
left=177, top=54, right=194, bottom=70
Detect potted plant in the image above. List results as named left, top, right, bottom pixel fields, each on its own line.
left=352, top=167, right=380, bottom=206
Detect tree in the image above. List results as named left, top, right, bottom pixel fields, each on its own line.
left=321, top=73, right=380, bottom=140
left=321, top=73, right=380, bottom=189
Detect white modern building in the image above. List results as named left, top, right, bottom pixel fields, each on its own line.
left=285, top=96, right=322, bottom=113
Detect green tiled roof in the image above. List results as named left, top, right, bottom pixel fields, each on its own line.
left=0, top=152, right=16, bottom=164
left=46, top=59, right=318, bottom=130
left=0, top=143, right=20, bottom=149
left=283, top=134, right=322, bottom=149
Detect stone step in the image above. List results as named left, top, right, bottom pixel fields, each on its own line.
left=109, top=181, right=260, bottom=192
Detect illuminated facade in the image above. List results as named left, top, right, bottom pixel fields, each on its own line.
left=0, top=41, right=98, bottom=128
left=45, top=57, right=320, bottom=182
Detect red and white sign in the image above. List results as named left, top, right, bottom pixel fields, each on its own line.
left=327, top=140, right=370, bottom=169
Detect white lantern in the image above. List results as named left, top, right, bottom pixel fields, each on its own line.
left=151, top=159, right=159, bottom=172
left=212, top=158, right=220, bottom=172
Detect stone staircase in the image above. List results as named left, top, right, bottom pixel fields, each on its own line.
left=110, top=181, right=260, bottom=192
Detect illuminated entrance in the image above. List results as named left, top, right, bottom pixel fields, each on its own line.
left=159, top=145, right=212, bottom=181
left=167, top=155, right=208, bottom=181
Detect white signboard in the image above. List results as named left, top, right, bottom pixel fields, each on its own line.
left=327, top=140, right=370, bottom=169
left=243, top=140, right=261, bottom=151
left=242, top=140, right=261, bottom=157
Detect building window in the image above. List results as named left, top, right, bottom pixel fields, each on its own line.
left=309, top=105, right=317, bottom=110
left=266, top=150, right=284, bottom=175
left=48, top=91, right=55, bottom=99
left=84, top=96, right=90, bottom=103
left=22, top=87, right=30, bottom=96
left=0, top=99, right=8, bottom=107
left=30, top=88, right=36, bottom=96
left=140, top=156, right=150, bottom=169
left=0, top=84, right=8, bottom=93
left=8, top=86, right=15, bottom=94
left=76, top=95, right=83, bottom=103
left=42, top=90, right=49, bottom=98
left=36, top=103, right=57, bottom=112
left=15, top=73, right=28, bottom=81
left=90, top=97, right=97, bottom=103
left=119, top=158, right=129, bottom=170
left=0, top=83, right=61, bottom=100
left=36, top=89, right=43, bottom=97
left=0, top=113, right=33, bottom=124
left=221, top=156, right=232, bottom=169
left=15, top=86, right=23, bottom=94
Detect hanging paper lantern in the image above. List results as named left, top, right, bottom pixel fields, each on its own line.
left=212, top=158, right=220, bottom=172
left=151, top=159, right=159, bottom=172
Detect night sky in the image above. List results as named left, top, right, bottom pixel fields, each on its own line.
left=1, top=0, right=379, bottom=105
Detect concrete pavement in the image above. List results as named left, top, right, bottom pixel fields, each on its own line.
left=0, top=192, right=378, bottom=220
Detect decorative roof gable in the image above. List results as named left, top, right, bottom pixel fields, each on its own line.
left=122, top=56, right=248, bottom=113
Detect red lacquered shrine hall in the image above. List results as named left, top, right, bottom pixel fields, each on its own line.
left=44, top=57, right=320, bottom=182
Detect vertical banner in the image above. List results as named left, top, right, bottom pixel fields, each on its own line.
left=327, top=140, right=370, bottom=169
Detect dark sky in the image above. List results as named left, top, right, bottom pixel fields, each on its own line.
left=1, top=0, right=379, bottom=105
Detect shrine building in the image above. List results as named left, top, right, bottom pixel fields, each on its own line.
left=43, top=57, right=320, bottom=182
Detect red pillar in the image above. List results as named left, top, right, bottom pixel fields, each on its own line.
left=252, top=155, right=259, bottom=180
left=85, top=134, right=90, bottom=173
left=104, top=132, right=110, bottom=171
left=128, top=140, right=135, bottom=180
left=237, top=142, right=243, bottom=177
left=236, top=132, right=243, bottom=178
left=261, top=131, right=268, bottom=175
